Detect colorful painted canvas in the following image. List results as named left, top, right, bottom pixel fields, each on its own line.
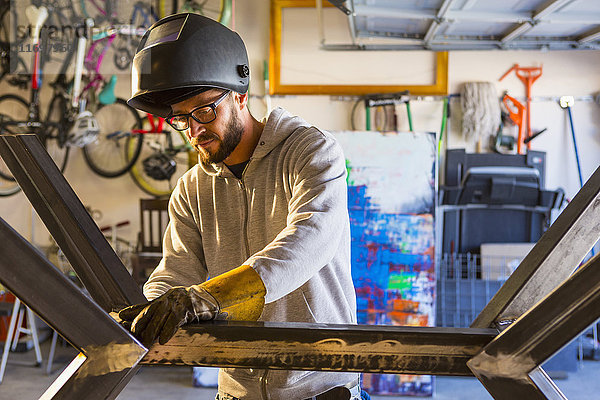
left=335, top=131, right=437, bottom=396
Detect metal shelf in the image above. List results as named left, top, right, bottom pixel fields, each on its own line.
left=326, top=0, right=600, bottom=51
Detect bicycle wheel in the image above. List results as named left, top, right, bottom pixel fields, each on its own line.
left=44, top=94, right=71, bottom=173
left=82, top=98, right=143, bottom=178
left=0, top=3, right=10, bottom=81
left=0, top=94, right=70, bottom=179
left=0, top=94, right=29, bottom=181
left=0, top=95, right=21, bottom=196
left=128, top=128, right=194, bottom=197
left=0, top=1, right=27, bottom=80
left=0, top=175, right=20, bottom=196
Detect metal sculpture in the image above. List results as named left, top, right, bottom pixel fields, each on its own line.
left=0, top=133, right=598, bottom=399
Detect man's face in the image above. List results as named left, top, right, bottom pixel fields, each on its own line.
left=171, top=89, right=244, bottom=165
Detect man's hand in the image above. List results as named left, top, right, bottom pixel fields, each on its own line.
left=118, top=286, right=219, bottom=347
left=119, top=265, right=266, bottom=348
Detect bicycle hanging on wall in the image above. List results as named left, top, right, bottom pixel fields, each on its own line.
left=0, top=2, right=144, bottom=196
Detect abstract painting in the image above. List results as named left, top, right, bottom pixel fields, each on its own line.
left=335, top=131, right=437, bottom=396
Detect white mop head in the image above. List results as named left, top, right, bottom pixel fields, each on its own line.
left=461, top=82, right=501, bottom=146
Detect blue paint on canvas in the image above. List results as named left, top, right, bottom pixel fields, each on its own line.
left=337, top=131, right=437, bottom=396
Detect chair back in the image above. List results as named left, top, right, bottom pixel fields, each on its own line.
left=139, top=198, right=169, bottom=254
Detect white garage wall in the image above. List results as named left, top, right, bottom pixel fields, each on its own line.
left=1, top=0, right=599, bottom=251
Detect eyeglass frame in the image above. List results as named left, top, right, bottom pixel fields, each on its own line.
left=165, top=89, right=231, bottom=131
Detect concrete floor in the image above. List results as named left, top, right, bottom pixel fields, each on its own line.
left=1, top=336, right=599, bottom=399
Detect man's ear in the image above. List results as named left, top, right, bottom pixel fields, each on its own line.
left=234, top=91, right=248, bottom=110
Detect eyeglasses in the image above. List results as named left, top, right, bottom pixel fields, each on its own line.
left=166, top=90, right=231, bottom=131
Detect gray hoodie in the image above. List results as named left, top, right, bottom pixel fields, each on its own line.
left=144, top=107, right=359, bottom=399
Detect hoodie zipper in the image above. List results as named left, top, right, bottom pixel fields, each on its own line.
left=238, top=163, right=269, bottom=399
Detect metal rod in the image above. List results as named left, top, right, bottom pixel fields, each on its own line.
left=534, top=0, right=575, bottom=20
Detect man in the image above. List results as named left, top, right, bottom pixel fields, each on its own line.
left=120, top=13, right=361, bottom=400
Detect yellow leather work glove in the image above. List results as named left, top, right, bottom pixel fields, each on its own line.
left=118, top=265, right=266, bottom=347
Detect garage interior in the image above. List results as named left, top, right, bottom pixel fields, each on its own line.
left=0, top=0, right=599, bottom=399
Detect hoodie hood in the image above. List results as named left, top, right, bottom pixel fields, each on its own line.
left=198, top=107, right=311, bottom=177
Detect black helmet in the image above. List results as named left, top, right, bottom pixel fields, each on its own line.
left=128, top=13, right=250, bottom=117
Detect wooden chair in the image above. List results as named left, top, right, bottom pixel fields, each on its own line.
left=130, top=198, right=170, bottom=286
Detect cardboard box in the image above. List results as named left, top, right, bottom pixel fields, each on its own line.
left=480, top=243, right=536, bottom=280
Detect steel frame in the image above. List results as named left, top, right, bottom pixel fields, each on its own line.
left=468, top=253, right=600, bottom=399
left=0, top=135, right=145, bottom=312
left=0, top=133, right=599, bottom=399
left=0, top=218, right=147, bottom=400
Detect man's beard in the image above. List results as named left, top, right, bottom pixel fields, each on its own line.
left=193, top=111, right=244, bottom=165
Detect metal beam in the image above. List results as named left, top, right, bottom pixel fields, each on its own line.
left=141, top=322, right=497, bottom=376
left=461, top=0, right=479, bottom=9
left=471, top=164, right=600, bottom=329
left=326, top=0, right=352, bottom=15
left=0, top=134, right=145, bottom=312
left=353, top=4, right=593, bottom=25
left=578, top=26, right=600, bottom=44
left=501, top=22, right=535, bottom=44
left=424, top=0, right=458, bottom=46
left=353, top=6, right=534, bottom=24
left=534, top=0, right=576, bottom=20
left=542, top=12, right=600, bottom=24
left=347, top=1, right=600, bottom=51
left=353, top=4, right=436, bottom=20
left=468, top=253, right=600, bottom=399
left=445, top=10, right=532, bottom=23
left=501, top=0, right=577, bottom=45
left=0, top=217, right=147, bottom=400
left=332, top=38, right=589, bottom=51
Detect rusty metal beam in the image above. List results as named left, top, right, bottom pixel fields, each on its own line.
left=0, top=134, right=145, bottom=311
left=468, top=253, right=600, bottom=399
left=0, top=217, right=147, bottom=399
left=141, top=322, right=497, bottom=375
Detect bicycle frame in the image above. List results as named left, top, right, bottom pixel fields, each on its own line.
left=129, top=114, right=192, bottom=156
left=81, top=33, right=116, bottom=99
left=80, top=0, right=116, bottom=24
left=132, top=114, right=192, bottom=151
left=131, top=1, right=158, bottom=29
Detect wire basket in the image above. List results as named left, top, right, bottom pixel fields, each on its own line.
left=436, top=253, right=523, bottom=327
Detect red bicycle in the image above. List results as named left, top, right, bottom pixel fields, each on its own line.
left=126, top=113, right=195, bottom=197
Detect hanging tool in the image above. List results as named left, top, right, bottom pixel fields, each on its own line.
left=363, top=91, right=411, bottom=131
left=438, top=97, right=448, bottom=157
left=522, top=128, right=547, bottom=145
left=499, top=64, right=542, bottom=151
left=25, top=5, right=49, bottom=90
left=501, top=93, right=525, bottom=154
left=560, top=94, right=597, bottom=354
left=405, top=100, right=414, bottom=132
left=560, top=96, right=583, bottom=188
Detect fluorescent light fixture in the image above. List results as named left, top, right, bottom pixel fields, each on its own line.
left=501, top=22, right=533, bottom=43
